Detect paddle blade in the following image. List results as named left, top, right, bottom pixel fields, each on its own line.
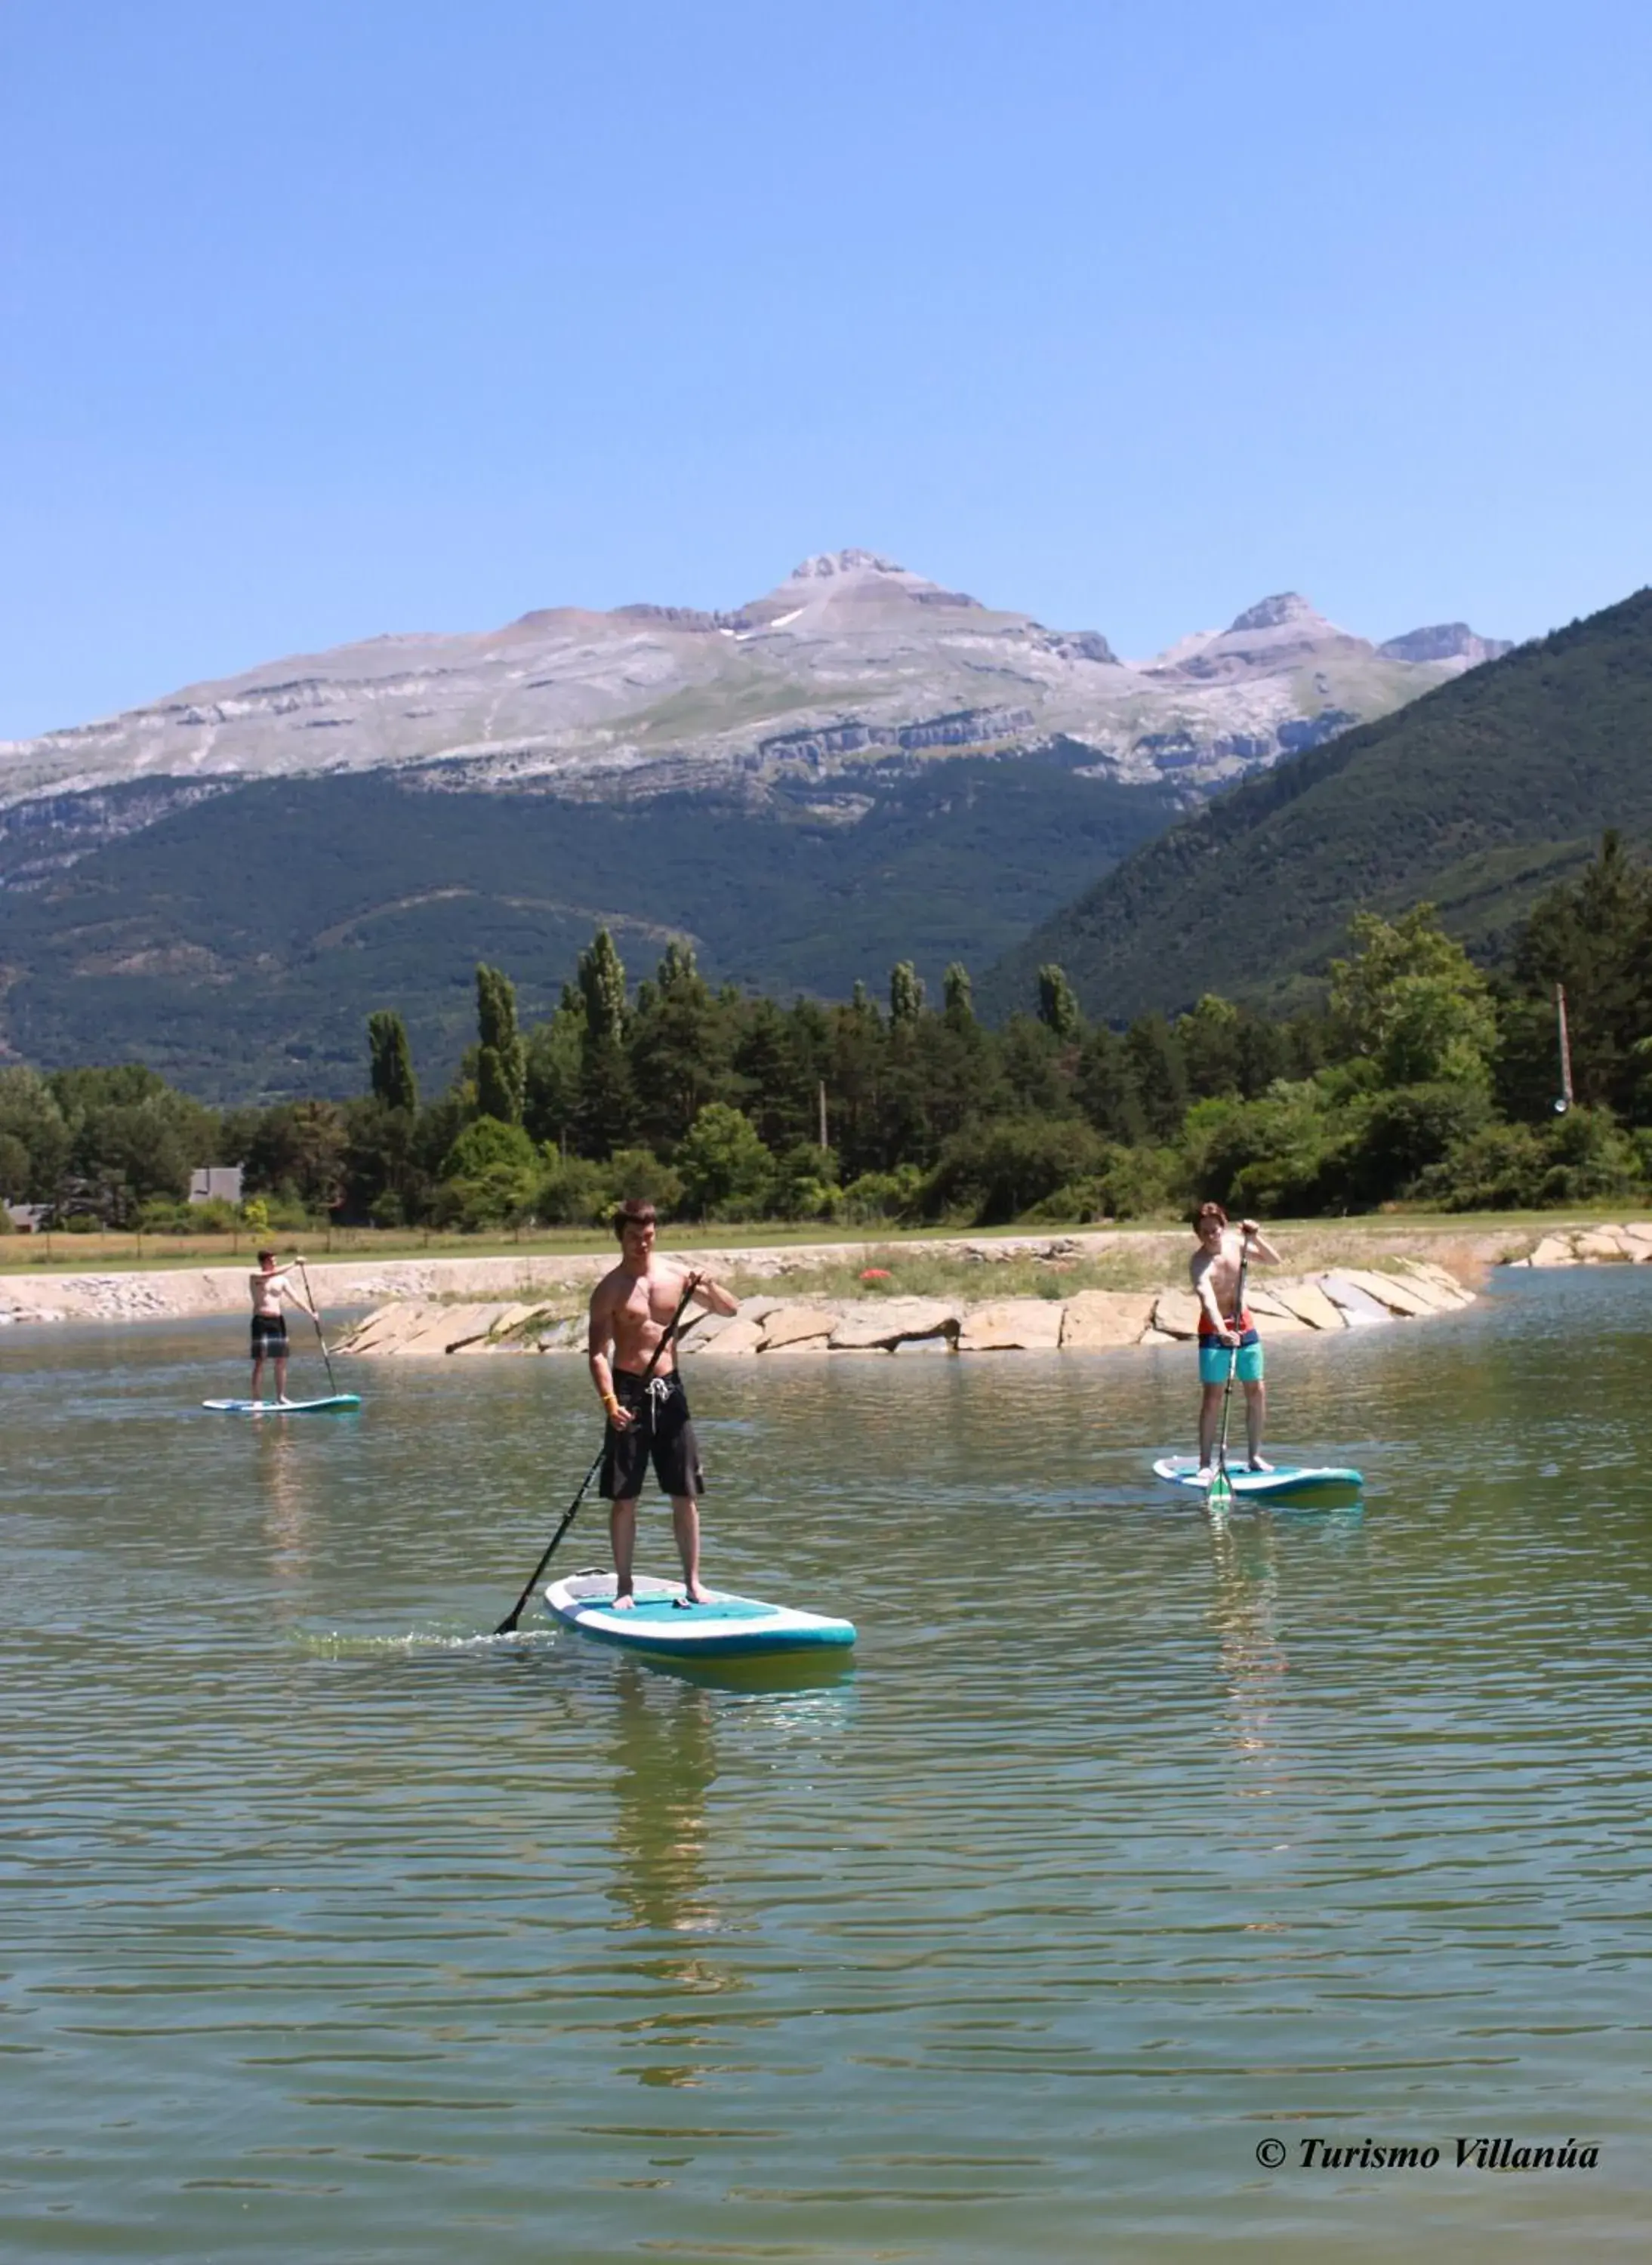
left=1206, top=1468, right=1234, bottom=1512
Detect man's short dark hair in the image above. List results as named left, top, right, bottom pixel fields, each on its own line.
left=257, top=1248, right=276, bottom=1264
left=1191, top=1202, right=1228, bottom=1231
left=614, top=1197, right=657, bottom=1240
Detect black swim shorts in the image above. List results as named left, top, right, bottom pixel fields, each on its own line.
left=251, top=1313, right=288, bottom=1357
left=599, top=1369, right=704, bottom=1502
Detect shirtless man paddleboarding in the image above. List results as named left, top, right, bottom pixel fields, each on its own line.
left=248, top=1250, right=319, bottom=1406
left=1190, top=1202, right=1281, bottom=1478
left=587, top=1199, right=738, bottom=1607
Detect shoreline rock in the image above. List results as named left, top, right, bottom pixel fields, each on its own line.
left=328, top=1257, right=1476, bottom=1360
left=1511, top=1223, right=1652, bottom=1268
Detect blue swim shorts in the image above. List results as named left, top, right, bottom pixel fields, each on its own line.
left=1198, top=1329, right=1264, bottom=1386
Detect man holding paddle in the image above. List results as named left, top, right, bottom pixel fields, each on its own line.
left=1190, top=1203, right=1281, bottom=1480
left=587, top=1199, right=738, bottom=1608
left=248, top=1249, right=321, bottom=1405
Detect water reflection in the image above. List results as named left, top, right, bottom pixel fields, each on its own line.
left=606, top=1660, right=722, bottom=1942
left=256, top=1421, right=312, bottom=1584
left=1205, top=1501, right=1365, bottom=1777
left=1207, top=1513, right=1289, bottom=1771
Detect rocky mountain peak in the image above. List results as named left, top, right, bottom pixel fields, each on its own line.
left=744, top=548, right=987, bottom=624
left=1226, top=592, right=1324, bottom=633
left=787, top=549, right=908, bottom=582
left=1377, top=623, right=1515, bottom=666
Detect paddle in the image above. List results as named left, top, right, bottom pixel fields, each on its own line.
left=295, top=1258, right=340, bottom=1396
left=1207, top=1230, right=1253, bottom=1515
left=492, top=1273, right=701, bottom=1636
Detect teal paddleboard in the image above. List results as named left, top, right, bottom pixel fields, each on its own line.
left=546, top=1572, right=855, bottom=1659
left=204, top=1394, right=362, bottom=1415
left=1153, top=1454, right=1362, bottom=1502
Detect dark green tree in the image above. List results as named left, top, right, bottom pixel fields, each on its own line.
left=1177, top=994, right=1244, bottom=1100
left=889, top=961, right=925, bottom=1027
left=675, top=1102, right=774, bottom=1219
left=1075, top=1024, right=1146, bottom=1143
left=241, top=1100, right=350, bottom=1213
left=578, top=929, right=627, bottom=1045
left=475, top=965, right=526, bottom=1125
left=341, top=1096, right=428, bottom=1225
left=1036, top=963, right=1083, bottom=1042
left=66, top=1099, right=199, bottom=1224
left=0, top=1068, right=72, bottom=1200
left=576, top=928, right=634, bottom=1156
left=368, top=1009, right=418, bottom=1114
left=1123, top=1014, right=1188, bottom=1141
left=1327, top=907, right=1497, bottom=1090
left=1234, top=1010, right=1288, bottom=1098
left=733, top=997, right=816, bottom=1151
left=919, top=1116, right=1108, bottom=1225
left=1511, top=833, right=1652, bottom=1114
left=0, top=1132, right=29, bottom=1199
left=999, top=1014, right=1069, bottom=1119
left=829, top=986, right=888, bottom=1178
left=942, top=962, right=975, bottom=1031
left=523, top=984, right=586, bottom=1149
left=629, top=941, right=731, bottom=1149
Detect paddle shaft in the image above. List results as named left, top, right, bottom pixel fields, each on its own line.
left=296, top=1259, right=339, bottom=1395
left=492, top=1274, right=699, bottom=1635
left=1209, top=1233, right=1253, bottom=1503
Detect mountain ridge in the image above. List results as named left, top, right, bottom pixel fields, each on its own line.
left=2, top=550, right=1509, bottom=827
left=980, top=585, right=1652, bottom=1025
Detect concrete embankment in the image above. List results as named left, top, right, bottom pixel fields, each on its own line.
left=338, top=1257, right=1478, bottom=1360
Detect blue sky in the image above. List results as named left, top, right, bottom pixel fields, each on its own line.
left=3, top=0, right=1649, bottom=737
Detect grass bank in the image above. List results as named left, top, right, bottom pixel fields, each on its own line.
left=4, top=1205, right=1643, bottom=1282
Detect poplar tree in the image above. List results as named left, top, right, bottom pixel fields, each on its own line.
left=475, top=964, right=526, bottom=1124
left=889, top=961, right=924, bottom=1026
left=576, top=928, right=633, bottom=1154
left=367, top=1009, right=418, bottom=1114
left=1036, top=963, right=1083, bottom=1042
left=578, top=929, right=627, bottom=1046
left=942, top=963, right=975, bottom=1031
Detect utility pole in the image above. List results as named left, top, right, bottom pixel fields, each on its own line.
left=1555, top=983, right=1575, bottom=1114
left=817, top=1079, right=828, bottom=1152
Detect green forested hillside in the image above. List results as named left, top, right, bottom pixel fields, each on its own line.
left=0, top=749, right=1177, bottom=1100
left=982, top=587, right=1652, bottom=1022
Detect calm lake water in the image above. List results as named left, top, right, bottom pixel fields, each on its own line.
left=5, top=1268, right=1650, bottom=2262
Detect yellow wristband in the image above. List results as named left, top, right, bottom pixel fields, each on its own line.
left=603, top=1393, right=621, bottom=1417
